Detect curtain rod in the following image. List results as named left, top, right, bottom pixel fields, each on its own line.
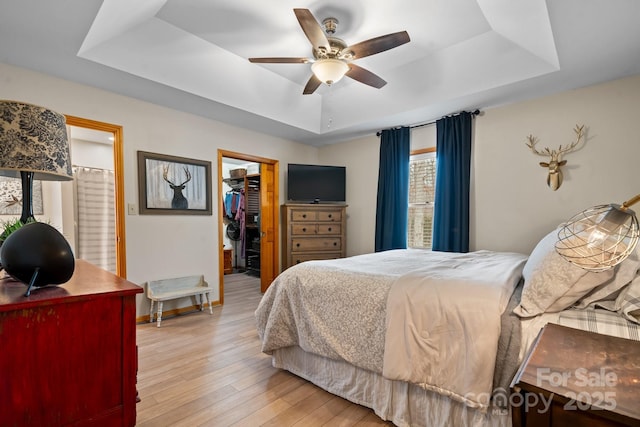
left=376, top=109, right=481, bottom=137
left=72, top=164, right=114, bottom=173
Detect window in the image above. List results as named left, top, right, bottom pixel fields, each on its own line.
left=408, top=148, right=436, bottom=249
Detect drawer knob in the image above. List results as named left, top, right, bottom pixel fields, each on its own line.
left=296, top=243, right=300, bottom=247
left=296, top=259, right=301, bottom=264
left=328, top=214, right=332, bottom=218
left=333, top=242, right=337, bottom=246
left=302, top=227, right=307, bottom=232
left=302, top=214, right=307, bottom=218
left=328, top=227, right=332, bottom=232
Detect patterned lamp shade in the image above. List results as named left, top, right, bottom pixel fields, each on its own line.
left=0, top=101, right=75, bottom=295
left=0, top=100, right=72, bottom=181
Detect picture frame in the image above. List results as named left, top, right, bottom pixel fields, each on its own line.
left=137, top=151, right=212, bottom=215
left=0, top=176, right=44, bottom=216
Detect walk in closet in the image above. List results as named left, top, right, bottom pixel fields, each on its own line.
left=222, top=164, right=260, bottom=276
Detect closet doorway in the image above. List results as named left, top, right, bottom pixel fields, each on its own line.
left=217, top=150, right=279, bottom=303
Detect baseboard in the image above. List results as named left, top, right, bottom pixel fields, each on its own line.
left=136, top=301, right=220, bottom=324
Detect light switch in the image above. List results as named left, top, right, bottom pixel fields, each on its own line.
left=127, top=203, right=137, bottom=215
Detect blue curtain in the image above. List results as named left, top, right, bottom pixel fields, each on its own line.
left=375, top=127, right=410, bottom=252
left=432, top=112, right=472, bottom=252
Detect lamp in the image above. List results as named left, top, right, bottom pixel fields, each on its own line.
left=0, top=100, right=75, bottom=296
left=311, top=59, right=349, bottom=85
left=556, top=194, right=640, bottom=271
left=0, top=100, right=73, bottom=222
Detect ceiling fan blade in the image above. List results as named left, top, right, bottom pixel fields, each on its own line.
left=346, top=64, right=387, bottom=89
left=249, top=57, right=310, bottom=64
left=344, top=31, right=410, bottom=59
left=303, top=75, right=322, bottom=95
left=294, top=8, right=331, bottom=51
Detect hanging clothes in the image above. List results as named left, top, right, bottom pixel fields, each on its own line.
left=234, top=189, right=246, bottom=258
left=223, top=190, right=242, bottom=220
left=224, top=191, right=232, bottom=218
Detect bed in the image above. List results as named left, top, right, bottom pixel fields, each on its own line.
left=255, top=231, right=640, bottom=427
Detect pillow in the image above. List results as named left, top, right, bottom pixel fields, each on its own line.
left=615, top=275, right=640, bottom=324
left=514, top=249, right=614, bottom=317
left=575, top=245, right=640, bottom=308
left=522, top=228, right=560, bottom=283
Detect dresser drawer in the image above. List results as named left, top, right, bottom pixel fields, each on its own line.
left=290, top=209, right=342, bottom=222
left=291, top=210, right=318, bottom=221
left=317, top=224, right=341, bottom=235
left=292, top=237, right=341, bottom=252
left=291, top=252, right=342, bottom=265
left=291, top=224, right=341, bottom=235
left=291, top=224, right=316, bottom=235
left=318, top=210, right=341, bottom=221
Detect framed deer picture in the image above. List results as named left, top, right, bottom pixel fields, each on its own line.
left=137, top=151, right=212, bottom=215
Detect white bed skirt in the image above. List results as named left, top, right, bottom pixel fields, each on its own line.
left=271, top=346, right=512, bottom=427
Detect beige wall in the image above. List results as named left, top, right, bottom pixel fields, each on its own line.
left=473, top=74, right=640, bottom=254
left=320, top=73, right=640, bottom=256
left=3, top=60, right=639, bottom=315
left=0, top=62, right=318, bottom=316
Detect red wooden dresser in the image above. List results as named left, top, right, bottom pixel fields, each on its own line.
left=0, top=260, right=142, bottom=426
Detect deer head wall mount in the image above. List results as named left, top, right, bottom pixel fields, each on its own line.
left=525, top=124, right=585, bottom=191
left=163, top=165, right=192, bottom=209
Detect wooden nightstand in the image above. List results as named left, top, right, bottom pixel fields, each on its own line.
left=511, top=323, right=640, bottom=427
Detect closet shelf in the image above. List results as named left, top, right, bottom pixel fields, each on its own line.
left=223, top=177, right=245, bottom=190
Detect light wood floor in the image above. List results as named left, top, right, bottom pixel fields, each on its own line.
left=136, top=273, right=394, bottom=427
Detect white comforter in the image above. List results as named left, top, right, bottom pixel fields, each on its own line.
left=383, top=250, right=527, bottom=409
left=255, top=249, right=526, bottom=409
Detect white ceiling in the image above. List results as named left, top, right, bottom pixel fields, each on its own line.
left=1, top=0, right=639, bottom=146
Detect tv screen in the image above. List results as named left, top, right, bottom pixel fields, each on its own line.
left=287, top=164, right=346, bottom=203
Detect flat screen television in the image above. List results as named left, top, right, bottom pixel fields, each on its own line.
left=287, top=163, right=346, bottom=203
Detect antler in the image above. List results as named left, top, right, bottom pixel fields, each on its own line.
left=162, top=165, right=174, bottom=186
left=180, top=167, right=192, bottom=186
left=556, top=124, right=584, bottom=157
left=525, top=124, right=584, bottom=160
left=525, top=135, right=551, bottom=157
left=162, top=165, right=192, bottom=186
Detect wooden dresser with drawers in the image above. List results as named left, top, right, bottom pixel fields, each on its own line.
left=0, top=260, right=142, bottom=426
left=281, top=203, right=347, bottom=270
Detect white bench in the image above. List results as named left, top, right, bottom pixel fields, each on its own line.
left=147, top=275, right=213, bottom=327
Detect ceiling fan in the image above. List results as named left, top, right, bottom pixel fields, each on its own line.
left=249, top=8, right=410, bottom=95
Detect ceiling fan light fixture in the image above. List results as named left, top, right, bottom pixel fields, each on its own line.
left=249, top=9, right=409, bottom=94
left=311, top=59, right=349, bottom=85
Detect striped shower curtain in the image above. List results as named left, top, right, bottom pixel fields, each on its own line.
left=73, top=166, right=116, bottom=273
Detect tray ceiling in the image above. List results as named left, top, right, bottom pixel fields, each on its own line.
left=1, top=0, right=639, bottom=146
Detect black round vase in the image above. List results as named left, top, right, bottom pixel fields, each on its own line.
left=0, top=222, right=75, bottom=289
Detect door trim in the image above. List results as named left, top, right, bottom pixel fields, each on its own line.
left=217, top=150, right=279, bottom=304
left=65, top=115, right=127, bottom=278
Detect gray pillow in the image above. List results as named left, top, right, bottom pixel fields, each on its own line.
left=575, top=246, right=640, bottom=308
left=522, top=229, right=559, bottom=283
left=616, top=276, right=640, bottom=324
left=514, top=249, right=614, bottom=317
